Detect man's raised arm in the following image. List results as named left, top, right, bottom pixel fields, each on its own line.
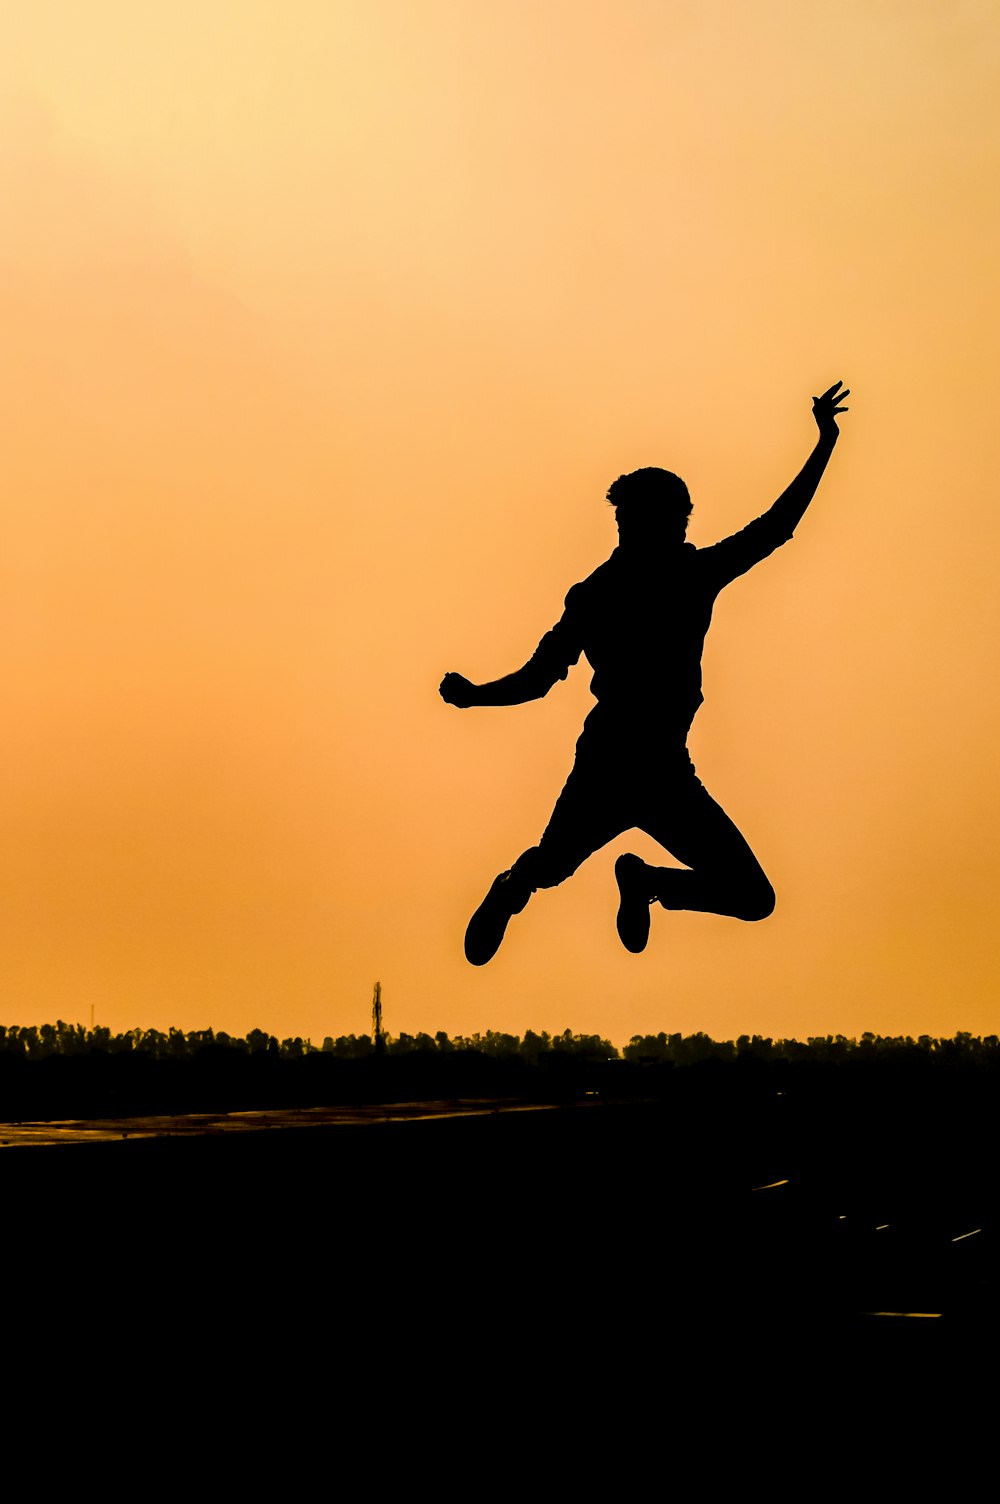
left=440, top=608, right=582, bottom=708
left=703, top=380, right=850, bottom=586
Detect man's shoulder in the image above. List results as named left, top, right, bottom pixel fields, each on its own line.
left=563, top=553, right=619, bottom=610
left=565, top=543, right=704, bottom=597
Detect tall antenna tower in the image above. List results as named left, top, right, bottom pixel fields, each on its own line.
left=372, top=980, right=386, bottom=1058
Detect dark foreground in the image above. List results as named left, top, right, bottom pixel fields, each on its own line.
left=4, top=1080, right=996, bottom=1415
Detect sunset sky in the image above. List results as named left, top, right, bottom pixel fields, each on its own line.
left=2, top=1, right=998, bottom=1044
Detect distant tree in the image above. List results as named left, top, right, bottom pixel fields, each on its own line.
left=521, top=1030, right=551, bottom=1061
left=324, top=1034, right=373, bottom=1060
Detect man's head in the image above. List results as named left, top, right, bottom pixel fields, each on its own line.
left=606, top=467, right=692, bottom=551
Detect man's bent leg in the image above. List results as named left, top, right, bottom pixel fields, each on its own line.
left=464, top=748, right=628, bottom=965
left=637, top=768, right=776, bottom=923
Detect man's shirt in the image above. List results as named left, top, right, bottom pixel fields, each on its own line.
left=518, top=502, right=800, bottom=740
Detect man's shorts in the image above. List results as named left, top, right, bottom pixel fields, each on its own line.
left=523, top=711, right=766, bottom=891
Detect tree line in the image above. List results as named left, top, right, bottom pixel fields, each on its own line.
left=0, top=1020, right=997, bottom=1066
left=0, top=1021, right=616, bottom=1062
left=621, top=1030, right=1000, bottom=1066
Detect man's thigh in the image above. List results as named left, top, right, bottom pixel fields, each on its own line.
left=531, top=751, right=630, bottom=888
left=637, top=766, right=769, bottom=879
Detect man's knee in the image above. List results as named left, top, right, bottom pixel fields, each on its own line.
left=734, top=875, right=775, bottom=922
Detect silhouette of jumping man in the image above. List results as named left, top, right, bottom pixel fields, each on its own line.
left=441, top=381, right=849, bottom=964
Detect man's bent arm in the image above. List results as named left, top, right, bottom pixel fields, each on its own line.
left=440, top=612, right=582, bottom=708
left=704, top=381, right=849, bottom=586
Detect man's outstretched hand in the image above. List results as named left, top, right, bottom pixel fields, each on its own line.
left=813, top=380, right=850, bottom=439
left=440, top=672, right=477, bottom=708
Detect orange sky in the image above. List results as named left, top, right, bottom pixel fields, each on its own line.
left=2, top=1, right=998, bottom=1043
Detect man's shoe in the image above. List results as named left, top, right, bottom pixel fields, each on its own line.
left=465, top=870, right=528, bottom=966
left=615, top=853, right=654, bottom=954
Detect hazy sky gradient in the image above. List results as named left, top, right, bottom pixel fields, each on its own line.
left=2, top=1, right=998, bottom=1041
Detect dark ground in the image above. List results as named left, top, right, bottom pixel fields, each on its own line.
left=4, top=1072, right=996, bottom=1411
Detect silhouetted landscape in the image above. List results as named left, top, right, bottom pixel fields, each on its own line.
left=2, top=1019, right=995, bottom=1410
left=2, top=1018, right=998, bottom=1118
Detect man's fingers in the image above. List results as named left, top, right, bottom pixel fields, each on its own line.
left=818, top=380, right=845, bottom=400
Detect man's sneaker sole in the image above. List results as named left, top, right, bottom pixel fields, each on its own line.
left=465, top=871, right=522, bottom=966
left=615, top=853, right=652, bottom=954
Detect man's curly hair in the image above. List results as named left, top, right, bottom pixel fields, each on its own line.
left=606, top=467, right=691, bottom=516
